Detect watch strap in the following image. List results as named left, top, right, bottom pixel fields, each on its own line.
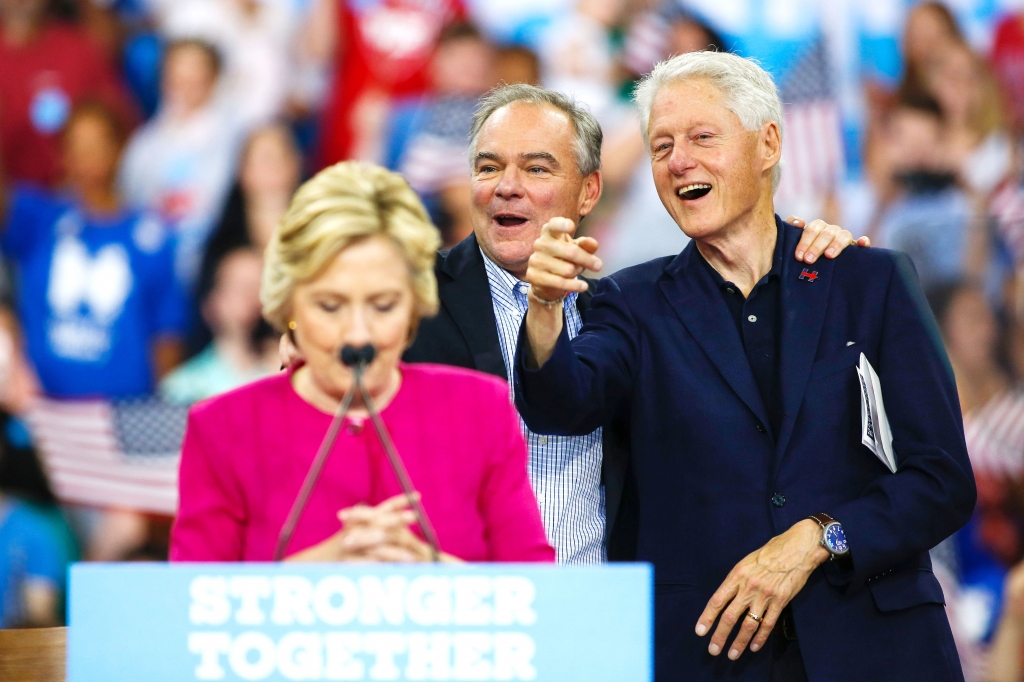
left=809, top=512, right=836, bottom=530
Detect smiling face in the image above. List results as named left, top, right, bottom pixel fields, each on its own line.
left=290, top=235, right=415, bottom=406
left=470, top=102, right=600, bottom=277
left=648, top=79, right=780, bottom=242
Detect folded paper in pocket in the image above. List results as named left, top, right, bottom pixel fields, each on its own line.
left=857, top=353, right=896, bottom=473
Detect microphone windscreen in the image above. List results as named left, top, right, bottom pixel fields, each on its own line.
left=340, top=345, right=360, bottom=367
left=359, top=344, right=376, bottom=365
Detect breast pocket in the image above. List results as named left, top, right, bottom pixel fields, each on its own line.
left=809, top=344, right=864, bottom=381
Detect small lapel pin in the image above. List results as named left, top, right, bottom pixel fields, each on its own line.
left=799, top=268, right=819, bottom=282
left=846, top=341, right=856, bottom=347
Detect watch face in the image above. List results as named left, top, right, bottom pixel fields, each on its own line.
left=824, top=524, right=849, bottom=554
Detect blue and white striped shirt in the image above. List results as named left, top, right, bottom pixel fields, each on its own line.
left=481, top=250, right=606, bottom=564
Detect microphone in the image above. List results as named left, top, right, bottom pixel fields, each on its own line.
left=273, top=343, right=441, bottom=562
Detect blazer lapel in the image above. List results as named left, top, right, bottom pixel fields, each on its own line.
left=658, top=244, right=770, bottom=428
left=776, top=223, right=834, bottom=457
left=438, top=234, right=509, bottom=380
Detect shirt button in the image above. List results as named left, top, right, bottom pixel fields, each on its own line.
left=756, top=423, right=767, bottom=434
left=539, top=436, right=548, bottom=445
left=727, top=288, right=735, bottom=294
left=772, top=493, right=786, bottom=508
left=537, top=493, right=546, bottom=505
left=747, top=315, right=757, bottom=323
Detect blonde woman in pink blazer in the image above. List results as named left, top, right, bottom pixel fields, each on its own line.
left=170, top=162, right=554, bottom=563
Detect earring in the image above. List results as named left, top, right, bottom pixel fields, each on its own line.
left=288, top=320, right=297, bottom=330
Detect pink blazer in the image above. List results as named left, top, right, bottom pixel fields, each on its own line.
left=170, top=363, right=554, bottom=562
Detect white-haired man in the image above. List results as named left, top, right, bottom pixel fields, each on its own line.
left=514, top=53, right=975, bottom=680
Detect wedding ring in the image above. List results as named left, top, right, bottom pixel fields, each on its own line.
left=747, top=611, right=763, bottom=623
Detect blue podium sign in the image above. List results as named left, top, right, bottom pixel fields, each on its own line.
left=68, top=563, right=652, bottom=681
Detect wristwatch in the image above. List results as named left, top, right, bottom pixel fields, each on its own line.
left=809, top=513, right=850, bottom=560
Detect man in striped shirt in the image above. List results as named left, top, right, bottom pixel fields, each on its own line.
left=404, top=83, right=861, bottom=564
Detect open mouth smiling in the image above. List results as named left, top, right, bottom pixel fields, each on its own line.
left=493, top=213, right=529, bottom=227
left=677, top=183, right=712, bottom=201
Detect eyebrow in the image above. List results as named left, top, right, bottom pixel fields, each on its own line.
left=473, top=151, right=562, bottom=167
left=521, top=151, right=560, bottom=167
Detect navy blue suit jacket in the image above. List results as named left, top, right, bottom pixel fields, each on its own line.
left=514, top=219, right=976, bottom=681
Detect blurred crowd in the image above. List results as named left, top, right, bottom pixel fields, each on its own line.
left=0, top=0, right=1023, bottom=677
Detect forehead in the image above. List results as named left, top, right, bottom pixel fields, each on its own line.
left=477, top=102, right=576, bottom=159
left=648, top=79, right=743, bottom=135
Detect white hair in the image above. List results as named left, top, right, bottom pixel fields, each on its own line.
left=633, top=51, right=784, bottom=193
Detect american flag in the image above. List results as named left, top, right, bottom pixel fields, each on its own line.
left=774, top=40, right=845, bottom=215
left=964, top=389, right=1024, bottom=479
left=24, top=397, right=187, bottom=515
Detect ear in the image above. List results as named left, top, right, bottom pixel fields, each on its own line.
left=578, top=170, right=604, bottom=219
left=761, top=121, right=782, bottom=176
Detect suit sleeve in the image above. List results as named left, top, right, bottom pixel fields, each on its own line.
left=478, top=385, right=555, bottom=562
left=514, top=276, right=639, bottom=436
left=169, top=407, right=247, bottom=561
left=829, top=253, right=976, bottom=589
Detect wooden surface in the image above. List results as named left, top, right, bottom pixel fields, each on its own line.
left=0, top=627, right=66, bottom=682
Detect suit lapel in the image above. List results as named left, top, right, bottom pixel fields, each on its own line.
left=438, top=234, right=509, bottom=380
left=776, top=223, right=834, bottom=457
left=659, top=244, right=770, bottom=428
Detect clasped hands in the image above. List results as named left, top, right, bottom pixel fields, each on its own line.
left=285, top=493, right=459, bottom=563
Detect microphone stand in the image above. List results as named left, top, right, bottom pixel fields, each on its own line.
left=274, top=345, right=440, bottom=563
left=273, top=369, right=361, bottom=562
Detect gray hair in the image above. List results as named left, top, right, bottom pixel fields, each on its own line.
left=468, top=84, right=603, bottom=176
left=633, top=51, right=784, bottom=193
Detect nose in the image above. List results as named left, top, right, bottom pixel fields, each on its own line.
left=667, top=144, right=697, bottom=176
left=343, top=306, right=373, bottom=354
left=494, top=165, right=525, bottom=200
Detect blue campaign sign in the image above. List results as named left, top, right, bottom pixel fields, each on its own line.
left=68, top=563, right=652, bottom=682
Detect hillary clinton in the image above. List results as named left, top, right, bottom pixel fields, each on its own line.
left=170, top=162, right=554, bottom=563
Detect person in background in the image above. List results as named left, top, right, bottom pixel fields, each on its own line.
left=537, top=0, right=626, bottom=127
left=144, top=0, right=300, bottom=129
left=1, top=101, right=186, bottom=399
left=171, top=161, right=554, bottom=563
left=161, top=248, right=277, bottom=405
left=0, top=447, right=64, bottom=628
left=898, top=1, right=965, bottom=102
left=988, top=559, right=1024, bottom=682
left=0, top=0, right=137, bottom=188
left=925, top=42, right=1012, bottom=198
left=314, top=0, right=467, bottom=167
left=928, top=279, right=1024, bottom=679
left=396, top=22, right=497, bottom=247
left=119, top=38, right=242, bottom=287
left=196, top=123, right=303, bottom=320
left=992, top=9, right=1024, bottom=136
left=873, top=95, right=998, bottom=293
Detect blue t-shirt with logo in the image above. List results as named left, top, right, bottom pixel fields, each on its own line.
left=2, top=185, right=188, bottom=398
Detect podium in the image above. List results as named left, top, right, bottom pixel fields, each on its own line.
left=0, top=627, right=66, bottom=682
left=67, top=563, right=652, bottom=681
